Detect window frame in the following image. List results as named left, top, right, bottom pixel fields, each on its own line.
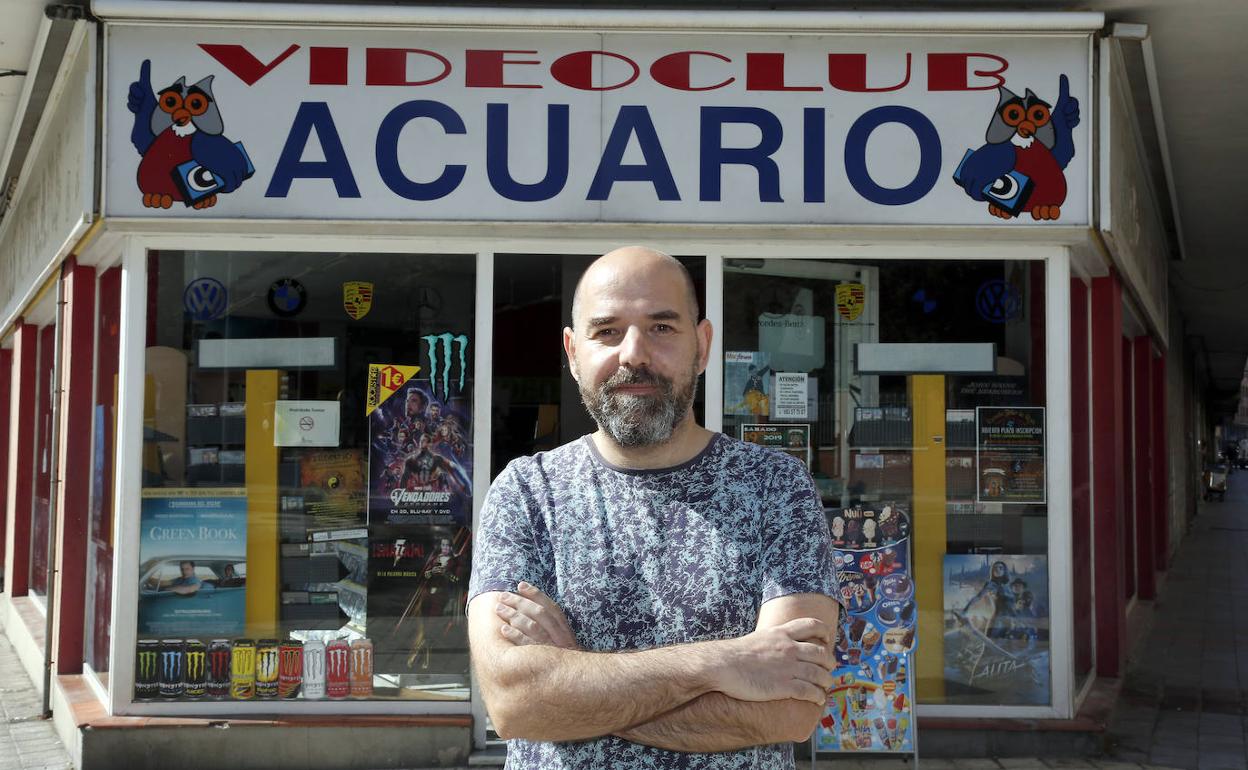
left=103, top=230, right=1073, bottom=729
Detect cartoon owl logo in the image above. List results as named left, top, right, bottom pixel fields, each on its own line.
left=126, top=59, right=254, bottom=210
left=953, top=74, right=1080, bottom=221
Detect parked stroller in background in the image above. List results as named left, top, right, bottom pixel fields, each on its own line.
left=1204, top=462, right=1229, bottom=502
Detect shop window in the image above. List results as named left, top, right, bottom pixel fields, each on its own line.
left=86, top=266, right=122, bottom=680
left=135, top=250, right=475, bottom=703
left=490, top=254, right=705, bottom=477
left=723, top=258, right=1049, bottom=708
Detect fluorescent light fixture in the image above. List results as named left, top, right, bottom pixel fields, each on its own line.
left=856, top=343, right=996, bottom=375
left=198, top=338, right=336, bottom=369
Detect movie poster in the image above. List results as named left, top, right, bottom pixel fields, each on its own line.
left=367, top=365, right=472, bottom=526
left=976, top=407, right=1046, bottom=504
left=724, top=351, right=772, bottom=417
left=816, top=502, right=917, bottom=754
left=137, top=489, right=247, bottom=636
left=367, top=525, right=471, bottom=677
left=942, top=555, right=1050, bottom=704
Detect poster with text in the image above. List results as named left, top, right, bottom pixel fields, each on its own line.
left=741, top=423, right=810, bottom=469
left=817, top=502, right=917, bottom=753
left=942, top=555, right=1050, bottom=705
left=724, top=351, right=772, bottom=417
left=138, top=489, right=247, bottom=637
left=299, top=448, right=367, bottom=529
left=367, top=370, right=472, bottom=526
left=367, top=525, right=472, bottom=675
left=976, top=407, right=1046, bottom=504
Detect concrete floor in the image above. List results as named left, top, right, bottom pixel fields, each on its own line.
left=1104, top=470, right=1248, bottom=770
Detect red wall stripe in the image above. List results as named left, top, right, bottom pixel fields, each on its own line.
left=1091, top=274, right=1127, bottom=677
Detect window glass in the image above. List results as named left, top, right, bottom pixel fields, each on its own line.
left=30, top=323, right=56, bottom=598
left=137, top=250, right=475, bottom=702
left=86, top=266, right=123, bottom=679
left=490, top=254, right=705, bottom=477
left=724, top=258, right=1049, bottom=707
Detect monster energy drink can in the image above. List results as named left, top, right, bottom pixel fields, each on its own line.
left=230, top=639, right=256, bottom=699
left=184, top=640, right=208, bottom=698
left=207, top=640, right=231, bottom=698
left=302, top=639, right=326, bottom=700
left=256, top=639, right=280, bottom=698
left=134, top=640, right=160, bottom=699
left=278, top=641, right=303, bottom=699
left=325, top=639, right=350, bottom=699
left=349, top=639, right=373, bottom=698
left=158, top=639, right=186, bottom=698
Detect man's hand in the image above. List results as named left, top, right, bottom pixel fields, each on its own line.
left=715, top=619, right=833, bottom=705
left=495, top=584, right=832, bottom=705
left=495, top=582, right=580, bottom=650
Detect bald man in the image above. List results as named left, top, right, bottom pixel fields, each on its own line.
left=467, top=247, right=842, bottom=769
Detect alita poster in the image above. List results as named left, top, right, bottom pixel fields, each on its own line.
left=816, top=502, right=917, bottom=753
left=367, top=525, right=471, bottom=676
left=367, top=365, right=472, bottom=526
left=942, top=555, right=1050, bottom=704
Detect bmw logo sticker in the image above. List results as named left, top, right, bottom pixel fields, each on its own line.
left=267, top=278, right=307, bottom=317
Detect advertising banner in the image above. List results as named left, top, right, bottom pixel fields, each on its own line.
left=975, top=406, right=1046, bottom=504
left=138, top=489, right=247, bottom=636
left=367, top=366, right=472, bottom=526
left=741, top=423, right=810, bottom=469
left=942, top=554, right=1050, bottom=704
left=817, top=502, right=917, bottom=753
left=104, top=26, right=1091, bottom=226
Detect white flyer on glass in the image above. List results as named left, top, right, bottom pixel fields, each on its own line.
left=773, top=373, right=809, bottom=419
left=274, top=400, right=341, bottom=447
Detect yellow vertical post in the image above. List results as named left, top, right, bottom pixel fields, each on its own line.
left=245, top=369, right=280, bottom=638
left=910, top=374, right=947, bottom=701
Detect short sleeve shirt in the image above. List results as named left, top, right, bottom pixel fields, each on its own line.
left=468, top=434, right=838, bottom=770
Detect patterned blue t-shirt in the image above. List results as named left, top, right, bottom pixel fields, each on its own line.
left=468, top=433, right=838, bottom=770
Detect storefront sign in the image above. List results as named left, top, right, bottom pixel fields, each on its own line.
left=975, top=406, right=1046, bottom=504
left=104, top=26, right=1090, bottom=224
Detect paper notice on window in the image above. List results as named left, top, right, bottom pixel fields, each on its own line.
left=773, top=372, right=809, bottom=419
left=274, top=400, right=341, bottom=447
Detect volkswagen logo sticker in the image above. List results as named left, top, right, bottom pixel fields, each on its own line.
left=183, top=277, right=228, bottom=322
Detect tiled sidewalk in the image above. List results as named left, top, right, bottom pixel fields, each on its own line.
left=0, top=634, right=72, bottom=770
left=1106, top=471, right=1248, bottom=770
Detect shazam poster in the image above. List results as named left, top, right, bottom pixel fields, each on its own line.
left=367, top=365, right=472, bottom=526
left=367, top=525, right=471, bottom=675
left=943, top=555, right=1050, bottom=704
left=816, top=502, right=917, bottom=753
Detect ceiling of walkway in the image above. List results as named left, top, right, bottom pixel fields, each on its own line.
left=0, top=0, right=1245, bottom=413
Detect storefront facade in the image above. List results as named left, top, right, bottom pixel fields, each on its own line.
left=0, top=5, right=1190, bottom=767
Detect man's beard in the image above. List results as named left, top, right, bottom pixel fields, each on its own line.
left=580, top=362, right=699, bottom=448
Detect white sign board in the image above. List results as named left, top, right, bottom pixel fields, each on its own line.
left=105, top=25, right=1090, bottom=225
left=773, top=372, right=810, bottom=419
left=274, top=400, right=341, bottom=447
